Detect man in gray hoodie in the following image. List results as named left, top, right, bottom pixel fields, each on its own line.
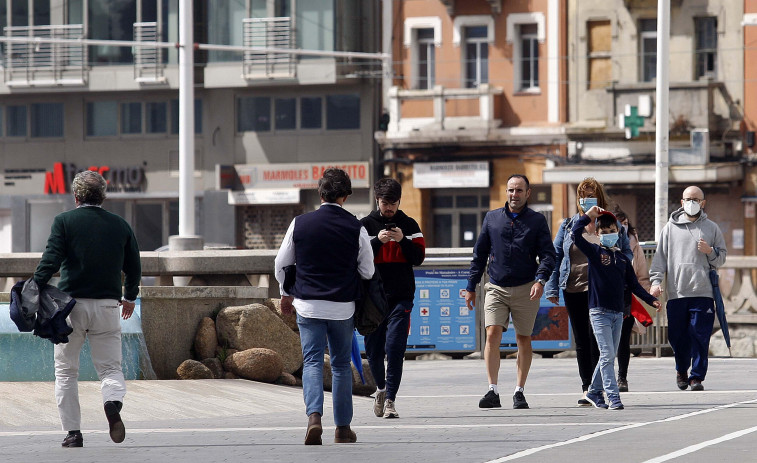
left=650, top=186, right=726, bottom=392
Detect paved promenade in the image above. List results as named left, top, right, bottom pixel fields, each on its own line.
left=1, top=356, right=756, bottom=463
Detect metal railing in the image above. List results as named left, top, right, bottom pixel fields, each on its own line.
left=133, top=22, right=165, bottom=84
left=3, top=24, right=86, bottom=86
left=242, top=17, right=295, bottom=79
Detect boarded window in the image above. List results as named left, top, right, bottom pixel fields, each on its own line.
left=587, top=20, right=612, bottom=89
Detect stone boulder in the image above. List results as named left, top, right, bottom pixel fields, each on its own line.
left=194, top=317, right=218, bottom=360
left=177, top=359, right=213, bottom=379
left=276, top=372, right=298, bottom=386
left=228, top=348, right=283, bottom=383
left=262, top=298, right=298, bottom=332
left=320, top=354, right=375, bottom=396
left=201, top=357, right=224, bottom=379
left=216, top=304, right=303, bottom=374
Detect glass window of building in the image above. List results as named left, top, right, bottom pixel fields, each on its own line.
left=237, top=96, right=271, bottom=132
left=275, top=98, right=296, bottom=130
left=695, top=17, right=717, bottom=80
left=0, top=107, right=4, bottom=137
left=86, top=101, right=118, bottom=137
left=30, top=103, right=63, bottom=138
left=297, top=0, right=334, bottom=52
left=640, top=19, right=657, bottom=82
left=207, top=0, right=245, bottom=62
left=171, top=99, right=202, bottom=134
left=146, top=101, right=168, bottom=134
left=326, top=94, right=360, bottom=130
left=431, top=190, right=489, bottom=247
left=416, top=28, right=435, bottom=89
left=121, top=102, right=143, bottom=134
left=463, top=26, right=488, bottom=89
left=519, top=24, right=539, bottom=91
left=300, top=97, right=322, bottom=129
left=7, top=105, right=27, bottom=137
left=89, top=0, right=136, bottom=64
left=33, top=0, right=50, bottom=25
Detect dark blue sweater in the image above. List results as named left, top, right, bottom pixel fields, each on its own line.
left=467, top=204, right=556, bottom=292
left=572, top=214, right=657, bottom=314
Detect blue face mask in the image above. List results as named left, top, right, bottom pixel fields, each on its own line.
left=579, top=197, right=598, bottom=213
left=600, top=232, right=619, bottom=248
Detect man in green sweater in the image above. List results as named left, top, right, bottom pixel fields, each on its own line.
left=34, top=170, right=141, bottom=448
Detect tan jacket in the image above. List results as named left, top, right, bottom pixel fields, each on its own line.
left=630, top=233, right=651, bottom=292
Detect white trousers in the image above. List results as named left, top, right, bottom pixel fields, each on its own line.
left=54, top=298, right=126, bottom=431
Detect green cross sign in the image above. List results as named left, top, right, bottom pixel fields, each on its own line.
left=624, top=106, right=645, bottom=138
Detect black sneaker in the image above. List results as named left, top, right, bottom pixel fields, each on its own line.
left=577, top=392, right=591, bottom=407
left=61, top=431, right=83, bottom=448
left=690, top=379, right=704, bottom=391
left=617, top=377, right=629, bottom=393
left=676, top=372, right=689, bottom=390
left=513, top=391, right=529, bottom=409
left=104, top=401, right=125, bottom=443
left=478, top=390, right=501, bottom=408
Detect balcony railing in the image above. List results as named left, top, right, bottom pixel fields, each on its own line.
left=386, top=84, right=503, bottom=134
left=242, top=17, right=295, bottom=80
left=3, top=24, right=86, bottom=87
left=133, top=22, right=165, bottom=84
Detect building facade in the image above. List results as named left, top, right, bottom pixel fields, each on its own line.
left=377, top=0, right=567, bottom=247
left=545, top=0, right=752, bottom=255
left=0, top=0, right=381, bottom=252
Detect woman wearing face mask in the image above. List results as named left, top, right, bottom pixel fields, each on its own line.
left=545, top=178, right=633, bottom=406
left=613, top=208, right=652, bottom=392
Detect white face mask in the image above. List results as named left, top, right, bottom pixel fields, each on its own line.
left=683, top=200, right=701, bottom=216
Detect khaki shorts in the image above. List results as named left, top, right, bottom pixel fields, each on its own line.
left=483, top=281, right=540, bottom=335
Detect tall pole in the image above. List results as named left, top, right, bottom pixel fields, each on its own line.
left=179, top=0, right=195, bottom=237
left=654, top=0, right=670, bottom=239
left=381, top=0, right=393, bottom=111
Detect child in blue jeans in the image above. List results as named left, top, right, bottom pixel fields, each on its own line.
left=572, top=206, right=661, bottom=410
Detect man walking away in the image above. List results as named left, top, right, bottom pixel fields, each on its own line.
left=361, top=178, right=425, bottom=419
left=34, top=170, right=141, bottom=447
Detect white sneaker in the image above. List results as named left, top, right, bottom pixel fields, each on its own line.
left=373, top=390, right=386, bottom=417
left=383, top=399, right=399, bottom=419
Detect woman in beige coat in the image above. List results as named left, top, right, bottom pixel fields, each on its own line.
left=614, top=209, right=651, bottom=392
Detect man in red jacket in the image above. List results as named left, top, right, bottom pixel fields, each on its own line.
left=360, top=178, right=425, bottom=419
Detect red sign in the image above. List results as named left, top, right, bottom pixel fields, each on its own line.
left=43, top=162, right=144, bottom=194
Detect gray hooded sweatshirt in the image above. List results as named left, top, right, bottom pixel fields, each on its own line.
left=649, top=208, right=727, bottom=300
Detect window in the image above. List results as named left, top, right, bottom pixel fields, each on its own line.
left=29, top=103, right=63, bottom=138
left=695, top=17, right=717, bottom=79
left=301, top=97, right=322, bottom=129
left=87, top=101, right=118, bottom=136
left=416, top=28, right=436, bottom=89
left=170, top=99, right=203, bottom=134
left=275, top=98, right=296, bottom=130
left=463, top=26, right=489, bottom=88
left=296, top=0, right=334, bottom=52
left=7, top=105, right=27, bottom=137
left=145, top=102, right=168, bottom=134
left=326, top=94, right=360, bottom=130
left=640, top=19, right=657, bottom=82
left=519, top=24, right=539, bottom=91
left=430, top=190, right=489, bottom=247
left=237, top=96, right=271, bottom=132
left=88, top=0, right=136, bottom=64
left=121, top=102, right=143, bottom=134
left=587, top=20, right=612, bottom=89
left=0, top=107, right=3, bottom=137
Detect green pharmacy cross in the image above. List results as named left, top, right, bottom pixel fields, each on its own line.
left=623, top=106, right=645, bottom=139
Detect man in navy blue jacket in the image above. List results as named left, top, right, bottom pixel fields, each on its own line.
left=465, top=175, right=556, bottom=410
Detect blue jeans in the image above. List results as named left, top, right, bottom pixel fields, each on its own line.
left=588, top=308, right=624, bottom=399
left=666, top=297, right=715, bottom=381
left=364, top=299, right=413, bottom=401
left=297, top=313, right=354, bottom=426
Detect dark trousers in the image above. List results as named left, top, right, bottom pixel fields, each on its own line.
left=564, top=291, right=599, bottom=391
left=617, top=314, right=635, bottom=379
left=364, top=299, right=413, bottom=401
left=666, top=297, right=715, bottom=381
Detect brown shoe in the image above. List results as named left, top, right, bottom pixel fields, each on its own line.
left=104, top=401, right=125, bottom=444
left=304, top=413, right=322, bottom=445
left=334, top=425, right=357, bottom=443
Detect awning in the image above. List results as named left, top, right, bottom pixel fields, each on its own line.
left=228, top=189, right=300, bottom=205
left=542, top=162, right=743, bottom=185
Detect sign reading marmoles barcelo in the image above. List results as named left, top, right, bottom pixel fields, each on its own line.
left=234, top=162, right=370, bottom=190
